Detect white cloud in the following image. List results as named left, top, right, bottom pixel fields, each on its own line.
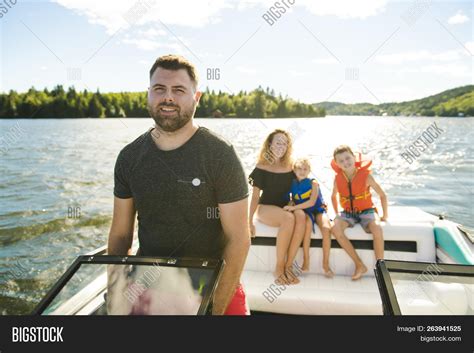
left=374, top=44, right=473, bottom=79
left=122, top=38, right=183, bottom=51
left=288, top=69, right=311, bottom=77
left=53, top=0, right=388, bottom=36
left=312, top=57, right=339, bottom=65
left=137, top=28, right=167, bottom=39
left=52, top=0, right=390, bottom=54
left=122, top=38, right=161, bottom=51
left=138, top=59, right=151, bottom=65
left=53, top=0, right=233, bottom=34
left=235, top=0, right=272, bottom=11
left=448, top=10, right=469, bottom=25
left=236, top=66, right=257, bottom=74
left=120, top=24, right=191, bottom=51
left=419, top=64, right=471, bottom=78
left=394, top=64, right=471, bottom=79
left=465, top=41, right=474, bottom=55
left=374, top=49, right=466, bottom=65
left=297, top=0, right=387, bottom=19
left=239, top=0, right=387, bottom=18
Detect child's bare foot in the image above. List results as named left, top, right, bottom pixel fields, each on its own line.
left=285, top=266, right=300, bottom=284
left=323, top=265, right=334, bottom=278
left=301, top=261, right=310, bottom=272
left=351, top=263, right=367, bottom=280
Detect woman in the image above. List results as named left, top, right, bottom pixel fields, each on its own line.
left=248, top=129, right=307, bottom=285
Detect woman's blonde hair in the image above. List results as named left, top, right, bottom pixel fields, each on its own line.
left=257, top=129, right=293, bottom=167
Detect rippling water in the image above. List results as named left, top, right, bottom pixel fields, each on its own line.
left=1, top=117, right=473, bottom=314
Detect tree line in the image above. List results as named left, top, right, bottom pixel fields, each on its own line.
left=314, top=85, right=473, bottom=117
left=0, top=85, right=325, bottom=119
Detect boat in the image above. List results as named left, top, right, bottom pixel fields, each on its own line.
left=33, top=206, right=473, bottom=315
left=33, top=251, right=224, bottom=315
left=243, top=206, right=473, bottom=315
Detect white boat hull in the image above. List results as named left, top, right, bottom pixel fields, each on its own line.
left=242, top=206, right=474, bottom=315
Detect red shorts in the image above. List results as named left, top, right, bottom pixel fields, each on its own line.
left=224, top=283, right=250, bottom=315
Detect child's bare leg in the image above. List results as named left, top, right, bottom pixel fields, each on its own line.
left=286, top=210, right=306, bottom=268
left=285, top=209, right=306, bottom=284
left=368, top=221, right=384, bottom=260
left=332, top=218, right=367, bottom=280
left=302, top=216, right=312, bottom=272
left=317, top=213, right=333, bottom=277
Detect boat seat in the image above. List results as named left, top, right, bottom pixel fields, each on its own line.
left=242, top=271, right=471, bottom=315
left=242, top=218, right=439, bottom=314
left=245, top=219, right=436, bottom=277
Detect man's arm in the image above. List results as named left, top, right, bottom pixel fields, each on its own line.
left=107, top=197, right=136, bottom=255
left=212, top=197, right=251, bottom=315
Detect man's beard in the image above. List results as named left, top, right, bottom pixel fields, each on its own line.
left=148, top=101, right=196, bottom=132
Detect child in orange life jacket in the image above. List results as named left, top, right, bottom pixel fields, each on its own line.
left=330, top=145, right=388, bottom=281
left=283, top=158, right=334, bottom=277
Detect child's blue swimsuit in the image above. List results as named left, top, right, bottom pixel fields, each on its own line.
left=289, top=178, right=326, bottom=232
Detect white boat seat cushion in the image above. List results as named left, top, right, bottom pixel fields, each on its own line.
left=245, top=219, right=436, bottom=277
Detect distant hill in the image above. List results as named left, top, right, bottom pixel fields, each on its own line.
left=314, top=85, right=474, bottom=117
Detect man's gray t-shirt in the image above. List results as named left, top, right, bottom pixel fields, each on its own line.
left=113, top=126, right=248, bottom=259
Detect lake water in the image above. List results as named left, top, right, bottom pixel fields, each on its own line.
left=0, top=116, right=473, bottom=314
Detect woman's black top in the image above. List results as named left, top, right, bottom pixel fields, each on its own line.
left=248, top=167, right=295, bottom=208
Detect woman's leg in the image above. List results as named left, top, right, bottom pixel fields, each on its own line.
left=256, top=205, right=295, bottom=284
left=317, top=213, right=333, bottom=277
left=331, top=218, right=367, bottom=280
left=285, top=209, right=306, bottom=284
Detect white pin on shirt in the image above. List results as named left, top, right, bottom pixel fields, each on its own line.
left=177, top=177, right=205, bottom=186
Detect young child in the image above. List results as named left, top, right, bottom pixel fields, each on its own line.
left=284, top=158, right=334, bottom=277
left=330, top=145, right=388, bottom=280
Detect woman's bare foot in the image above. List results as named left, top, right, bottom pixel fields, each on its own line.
left=351, top=263, right=367, bottom=280
left=285, top=266, right=301, bottom=284
left=274, top=267, right=289, bottom=285
left=323, top=265, right=334, bottom=278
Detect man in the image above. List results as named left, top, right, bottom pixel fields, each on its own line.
left=107, top=54, right=251, bottom=315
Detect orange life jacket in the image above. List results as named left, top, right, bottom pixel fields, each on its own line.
left=331, top=153, right=374, bottom=214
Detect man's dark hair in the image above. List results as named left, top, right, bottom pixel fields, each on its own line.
left=149, top=54, right=199, bottom=87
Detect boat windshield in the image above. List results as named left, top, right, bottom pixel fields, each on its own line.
left=34, top=256, right=223, bottom=315
left=375, top=260, right=474, bottom=315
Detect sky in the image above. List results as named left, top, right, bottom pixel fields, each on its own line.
left=0, top=0, right=472, bottom=104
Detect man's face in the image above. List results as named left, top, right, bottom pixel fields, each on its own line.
left=148, top=68, right=201, bottom=132
left=335, top=151, right=355, bottom=171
